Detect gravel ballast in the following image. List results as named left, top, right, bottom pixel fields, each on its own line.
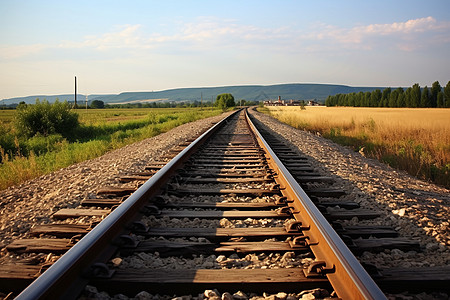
left=1, top=108, right=449, bottom=299
left=248, top=108, right=450, bottom=270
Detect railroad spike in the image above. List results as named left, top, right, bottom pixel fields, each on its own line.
left=113, top=235, right=139, bottom=248
left=150, top=195, right=167, bottom=207
left=276, top=206, right=292, bottom=215
left=141, top=204, right=161, bottom=216
left=274, top=196, right=288, bottom=206
left=285, top=220, right=302, bottom=233
left=289, top=235, right=309, bottom=248
left=304, top=261, right=336, bottom=278
left=68, top=234, right=83, bottom=246
left=84, top=263, right=115, bottom=279
left=126, top=221, right=148, bottom=234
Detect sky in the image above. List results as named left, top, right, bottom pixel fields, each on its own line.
left=1, top=0, right=450, bottom=100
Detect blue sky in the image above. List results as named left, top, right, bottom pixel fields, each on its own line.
left=1, top=0, right=450, bottom=99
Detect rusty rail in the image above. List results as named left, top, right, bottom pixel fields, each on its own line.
left=246, top=110, right=386, bottom=300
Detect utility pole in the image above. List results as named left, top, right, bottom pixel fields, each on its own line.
left=74, top=76, right=77, bottom=108
left=201, top=92, right=203, bottom=110
left=85, top=94, right=88, bottom=110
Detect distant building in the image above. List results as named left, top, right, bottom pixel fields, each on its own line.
left=307, top=100, right=320, bottom=106
left=264, top=96, right=304, bottom=106
left=264, top=96, right=283, bottom=106
left=285, top=99, right=303, bottom=106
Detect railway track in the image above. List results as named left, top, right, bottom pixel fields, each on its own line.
left=1, top=109, right=449, bottom=299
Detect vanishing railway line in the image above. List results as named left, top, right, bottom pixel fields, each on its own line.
left=1, top=109, right=448, bottom=299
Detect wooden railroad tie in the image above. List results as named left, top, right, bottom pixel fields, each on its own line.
left=167, top=187, right=280, bottom=196
left=89, top=269, right=331, bottom=295
left=127, top=240, right=308, bottom=256
left=97, top=187, right=136, bottom=196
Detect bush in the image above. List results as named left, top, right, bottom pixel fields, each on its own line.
left=24, top=134, right=65, bottom=156
left=0, top=122, right=16, bottom=157
left=14, top=99, right=79, bottom=137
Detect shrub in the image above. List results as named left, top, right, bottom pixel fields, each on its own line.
left=0, top=122, right=16, bottom=158
left=14, top=99, right=79, bottom=138
left=24, top=134, right=65, bottom=156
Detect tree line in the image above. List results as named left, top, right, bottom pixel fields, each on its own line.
left=325, top=81, right=450, bottom=108
left=105, top=100, right=215, bottom=109
left=89, top=95, right=257, bottom=109
left=1, top=97, right=259, bottom=110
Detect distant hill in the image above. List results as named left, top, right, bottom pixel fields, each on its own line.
left=2, top=83, right=384, bottom=105
left=1, top=94, right=113, bottom=106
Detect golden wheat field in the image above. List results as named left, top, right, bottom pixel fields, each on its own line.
left=261, top=106, right=450, bottom=187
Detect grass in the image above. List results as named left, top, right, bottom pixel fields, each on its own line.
left=0, top=110, right=16, bottom=124
left=0, top=107, right=223, bottom=190
left=259, top=106, right=450, bottom=188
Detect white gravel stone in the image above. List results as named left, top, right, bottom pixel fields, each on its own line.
left=204, top=290, right=219, bottom=298
left=221, top=292, right=233, bottom=300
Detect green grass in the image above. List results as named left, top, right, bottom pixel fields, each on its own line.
left=0, top=110, right=16, bottom=124
left=0, top=107, right=223, bottom=190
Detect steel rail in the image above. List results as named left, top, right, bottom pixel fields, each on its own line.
left=16, top=110, right=240, bottom=300
left=245, top=109, right=386, bottom=300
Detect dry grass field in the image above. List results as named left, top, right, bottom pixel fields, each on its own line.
left=260, top=106, right=450, bottom=187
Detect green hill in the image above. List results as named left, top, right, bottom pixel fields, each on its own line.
left=2, top=83, right=384, bottom=105
left=1, top=94, right=113, bottom=106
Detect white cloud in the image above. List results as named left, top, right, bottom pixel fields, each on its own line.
left=180, top=18, right=282, bottom=42
left=2, top=16, right=449, bottom=61
left=304, top=16, right=450, bottom=51
left=77, top=18, right=289, bottom=51
left=362, top=16, right=438, bottom=34
left=59, top=24, right=147, bottom=50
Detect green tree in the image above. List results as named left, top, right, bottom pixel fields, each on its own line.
left=215, top=93, right=235, bottom=110
left=430, top=81, right=441, bottom=108
left=421, top=86, right=431, bottom=107
left=411, top=83, right=421, bottom=108
left=348, top=93, right=355, bottom=106
left=397, top=93, right=406, bottom=108
left=355, top=92, right=364, bottom=107
left=15, top=99, right=79, bottom=137
left=90, top=100, right=105, bottom=109
left=363, top=92, right=371, bottom=107
left=381, top=88, right=391, bottom=107
left=388, top=89, right=398, bottom=107
left=370, top=89, right=382, bottom=107
left=444, top=81, right=450, bottom=108
left=395, top=88, right=405, bottom=107
left=437, top=91, right=444, bottom=108
left=404, top=87, right=411, bottom=107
